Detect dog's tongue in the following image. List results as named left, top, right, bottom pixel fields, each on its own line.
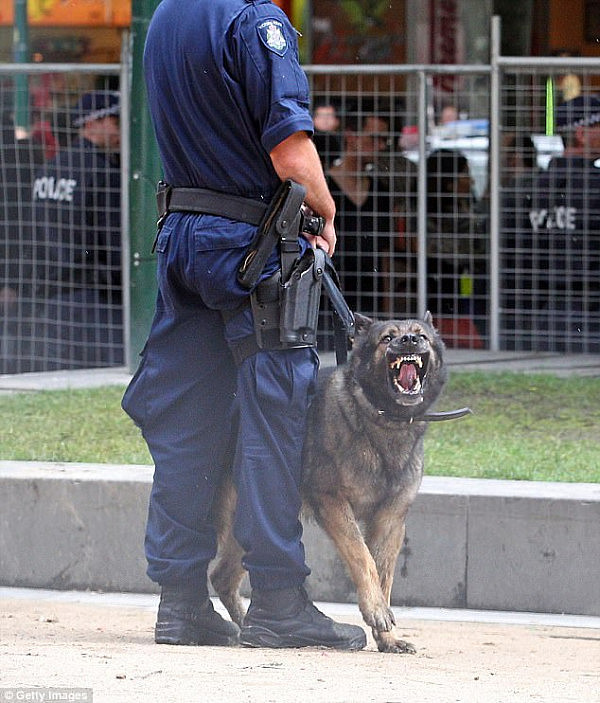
left=399, top=362, right=418, bottom=391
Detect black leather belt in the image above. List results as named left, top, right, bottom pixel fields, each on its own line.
left=164, top=186, right=268, bottom=226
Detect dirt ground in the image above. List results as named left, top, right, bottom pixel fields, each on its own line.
left=1, top=595, right=599, bottom=703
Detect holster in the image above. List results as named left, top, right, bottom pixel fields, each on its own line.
left=251, top=247, right=324, bottom=350
left=238, top=179, right=306, bottom=290
left=237, top=179, right=321, bottom=351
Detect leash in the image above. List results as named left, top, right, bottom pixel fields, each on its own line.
left=376, top=406, right=473, bottom=423
left=321, top=252, right=355, bottom=366
left=410, top=407, right=473, bottom=423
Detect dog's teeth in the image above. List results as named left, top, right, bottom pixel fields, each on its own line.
left=393, top=355, right=423, bottom=370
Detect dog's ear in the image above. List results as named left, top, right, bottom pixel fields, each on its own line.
left=354, top=313, right=374, bottom=335
left=423, top=310, right=434, bottom=326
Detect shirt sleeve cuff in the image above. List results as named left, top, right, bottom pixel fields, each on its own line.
left=262, top=112, right=314, bottom=154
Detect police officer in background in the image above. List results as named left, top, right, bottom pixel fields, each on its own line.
left=520, top=95, right=600, bottom=351
left=122, top=0, right=366, bottom=651
left=1, top=110, right=44, bottom=373
left=32, top=90, right=122, bottom=369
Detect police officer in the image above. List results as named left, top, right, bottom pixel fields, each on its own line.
left=32, top=90, right=123, bottom=368
left=122, top=0, right=366, bottom=650
left=1, top=110, right=44, bottom=373
left=517, top=95, right=600, bottom=351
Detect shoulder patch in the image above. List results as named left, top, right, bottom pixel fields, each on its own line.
left=257, top=18, right=288, bottom=57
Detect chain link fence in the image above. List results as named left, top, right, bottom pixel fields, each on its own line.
left=1, top=45, right=599, bottom=374
left=1, top=63, right=126, bottom=373
left=308, top=49, right=600, bottom=353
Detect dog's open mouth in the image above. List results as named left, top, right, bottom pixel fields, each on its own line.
left=387, top=352, right=429, bottom=396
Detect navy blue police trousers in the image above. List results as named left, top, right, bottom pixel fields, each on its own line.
left=122, top=214, right=316, bottom=592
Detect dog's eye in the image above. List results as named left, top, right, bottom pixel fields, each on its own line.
left=380, top=334, right=393, bottom=344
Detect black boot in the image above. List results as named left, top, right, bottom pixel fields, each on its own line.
left=240, top=586, right=366, bottom=650
left=155, top=584, right=240, bottom=646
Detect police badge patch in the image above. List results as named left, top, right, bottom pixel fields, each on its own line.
left=257, top=19, right=288, bottom=57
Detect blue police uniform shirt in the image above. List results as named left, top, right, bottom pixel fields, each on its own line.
left=144, top=0, right=314, bottom=201
left=527, top=155, right=600, bottom=285
left=32, top=137, right=121, bottom=293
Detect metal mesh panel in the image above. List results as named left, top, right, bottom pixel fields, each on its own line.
left=2, top=57, right=600, bottom=371
left=1, top=68, right=124, bottom=373
left=499, top=70, right=600, bottom=353
left=309, top=68, right=490, bottom=351
left=309, top=62, right=600, bottom=354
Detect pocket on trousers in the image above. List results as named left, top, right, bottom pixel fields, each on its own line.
left=122, top=350, right=149, bottom=429
left=191, top=219, right=258, bottom=309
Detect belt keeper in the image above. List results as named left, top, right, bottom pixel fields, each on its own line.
left=152, top=181, right=173, bottom=252
left=156, top=181, right=172, bottom=227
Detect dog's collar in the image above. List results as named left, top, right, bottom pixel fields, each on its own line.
left=348, top=374, right=472, bottom=425
left=376, top=407, right=473, bottom=423
left=410, top=407, right=473, bottom=422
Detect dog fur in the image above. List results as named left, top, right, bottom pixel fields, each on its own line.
left=210, top=312, right=448, bottom=653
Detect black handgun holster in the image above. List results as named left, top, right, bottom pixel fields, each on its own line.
left=251, top=247, right=324, bottom=350
left=241, top=180, right=324, bottom=353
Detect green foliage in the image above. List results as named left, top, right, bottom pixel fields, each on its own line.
left=0, top=386, right=151, bottom=465
left=0, top=372, right=599, bottom=483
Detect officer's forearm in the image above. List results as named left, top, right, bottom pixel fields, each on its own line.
left=270, top=132, right=335, bottom=225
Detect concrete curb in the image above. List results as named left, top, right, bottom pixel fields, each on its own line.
left=1, top=461, right=598, bottom=616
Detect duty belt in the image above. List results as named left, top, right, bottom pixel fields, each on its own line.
left=155, top=180, right=355, bottom=366
left=156, top=182, right=268, bottom=229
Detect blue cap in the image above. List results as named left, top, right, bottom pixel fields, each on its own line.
left=555, top=95, right=600, bottom=130
left=72, top=90, right=120, bottom=128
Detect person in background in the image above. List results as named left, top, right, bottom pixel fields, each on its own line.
left=1, top=110, right=44, bottom=373
left=515, top=95, right=600, bottom=351
left=312, top=99, right=342, bottom=169
left=326, top=109, right=395, bottom=315
left=439, top=103, right=459, bottom=126
left=552, top=49, right=582, bottom=104
left=32, top=90, right=123, bottom=369
left=425, top=148, right=487, bottom=329
left=498, top=132, right=542, bottom=336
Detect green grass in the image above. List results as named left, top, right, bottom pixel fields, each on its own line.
left=1, top=372, right=599, bottom=483
left=0, top=386, right=151, bottom=465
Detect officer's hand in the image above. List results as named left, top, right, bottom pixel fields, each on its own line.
left=308, top=220, right=336, bottom=256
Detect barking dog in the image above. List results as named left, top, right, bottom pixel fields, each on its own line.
left=211, top=312, right=456, bottom=653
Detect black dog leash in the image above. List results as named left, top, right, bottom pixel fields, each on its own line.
left=411, top=407, right=473, bottom=423
left=321, top=252, right=355, bottom=366
left=376, top=407, right=473, bottom=423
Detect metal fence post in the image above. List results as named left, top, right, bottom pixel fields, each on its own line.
left=489, top=15, right=502, bottom=351
left=13, top=0, right=29, bottom=132
left=127, top=0, right=162, bottom=370
left=417, top=69, right=428, bottom=318
left=120, top=33, right=132, bottom=369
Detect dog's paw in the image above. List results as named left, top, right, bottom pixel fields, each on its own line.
left=362, top=601, right=396, bottom=633
left=375, top=630, right=417, bottom=654
left=219, top=593, right=247, bottom=627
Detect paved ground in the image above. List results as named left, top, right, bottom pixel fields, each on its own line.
left=1, top=588, right=599, bottom=703
left=1, top=353, right=598, bottom=702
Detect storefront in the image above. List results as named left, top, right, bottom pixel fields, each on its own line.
left=1, top=1, right=599, bottom=65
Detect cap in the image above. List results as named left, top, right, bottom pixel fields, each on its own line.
left=72, top=90, right=120, bottom=128
left=555, top=95, right=600, bottom=131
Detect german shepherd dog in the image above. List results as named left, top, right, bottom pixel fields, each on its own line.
left=210, top=312, right=450, bottom=653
